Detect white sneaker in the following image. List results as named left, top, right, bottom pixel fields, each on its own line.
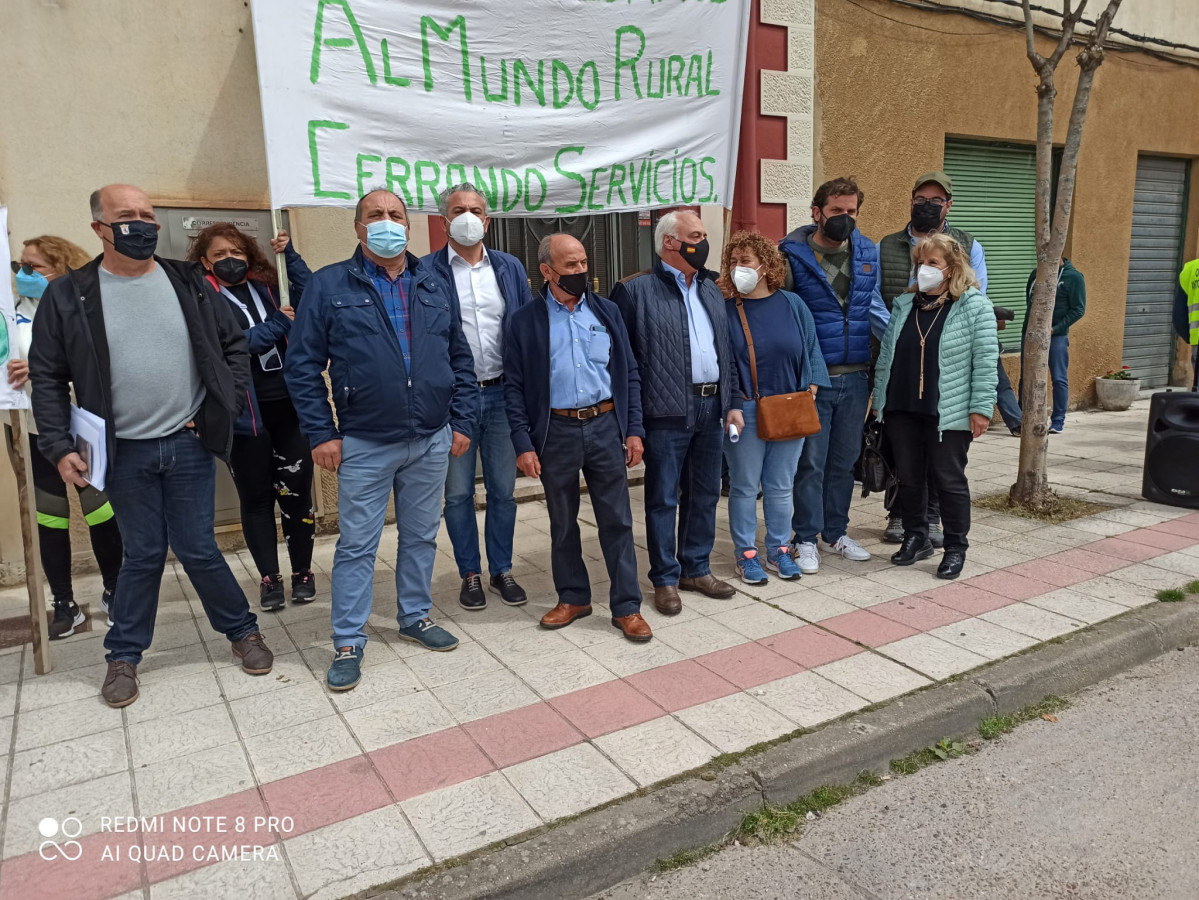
left=792, top=541, right=820, bottom=574
left=821, top=535, right=872, bottom=561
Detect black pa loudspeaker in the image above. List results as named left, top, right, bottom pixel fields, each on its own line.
left=1142, top=391, right=1199, bottom=509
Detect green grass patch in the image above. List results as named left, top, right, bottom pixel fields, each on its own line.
left=652, top=843, right=721, bottom=873
left=890, top=747, right=941, bottom=775
left=1184, top=580, right=1199, bottom=595
left=739, top=773, right=879, bottom=843
left=1157, top=588, right=1187, bottom=602
left=973, top=492, right=1115, bottom=524
left=978, top=695, right=1071, bottom=739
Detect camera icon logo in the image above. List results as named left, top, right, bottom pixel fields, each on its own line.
left=38, top=817, right=83, bottom=861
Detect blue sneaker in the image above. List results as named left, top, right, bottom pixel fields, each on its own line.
left=327, top=646, right=363, bottom=692
left=397, top=618, right=460, bottom=652
left=766, top=546, right=802, bottom=580
left=737, top=551, right=769, bottom=585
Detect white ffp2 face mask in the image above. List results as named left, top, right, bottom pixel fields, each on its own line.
left=916, top=264, right=945, bottom=293
left=732, top=266, right=761, bottom=294
left=448, top=211, right=485, bottom=246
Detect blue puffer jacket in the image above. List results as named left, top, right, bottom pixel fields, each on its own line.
left=779, top=224, right=884, bottom=368
left=284, top=248, right=479, bottom=447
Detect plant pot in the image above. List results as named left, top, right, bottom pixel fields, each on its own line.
left=1094, top=376, right=1140, bottom=411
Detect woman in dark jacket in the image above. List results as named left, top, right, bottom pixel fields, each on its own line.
left=188, top=224, right=316, bottom=610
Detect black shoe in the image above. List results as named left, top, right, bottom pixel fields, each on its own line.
left=49, top=601, right=85, bottom=639
left=890, top=535, right=934, bottom=567
left=291, top=571, right=317, bottom=603
left=260, top=574, right=285, bottom=611
left=489, top=572, right=528, bottom=606
left=937, top=550, right=967, bottom=580
left=459, top=573, right=486, bottom=610
left=882, top=516, right=905, bottom=544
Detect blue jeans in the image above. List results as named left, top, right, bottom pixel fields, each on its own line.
left=332, top=427, right=451, bottom=648
left=725, top=405, right=805, bottom=557
left=791, top=370, right=870, bottom=545
left=443, top=383, right=517, bottom=577
left=642, top=394, right=723, bottom=586
left=995, top=356, right=1022, bottom=432
left=104, top=431, right=259, bottom=664
left=1017, top=334, right=1070, bottom=430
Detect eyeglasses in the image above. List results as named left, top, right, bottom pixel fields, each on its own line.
left=912, top=198, right=949, bottom=210
left=10, top=261, right=34, bottom=275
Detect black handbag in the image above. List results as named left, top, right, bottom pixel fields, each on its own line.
left=858, top=412, right=896, bottom=498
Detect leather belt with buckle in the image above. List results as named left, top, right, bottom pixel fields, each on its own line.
left=692, top=382, right=719, bottom=397
left=551, top=400, right=616, bottom=420
left=478, top=375, right=504, bottom=388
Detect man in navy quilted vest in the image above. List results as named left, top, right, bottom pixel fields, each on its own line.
left=779, top=177, right=889, bottom=576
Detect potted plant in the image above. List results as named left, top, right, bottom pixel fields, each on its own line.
left=1094, top=365, right=1140, bottom=411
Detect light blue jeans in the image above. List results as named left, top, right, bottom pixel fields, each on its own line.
left=331, top=427, right=451, bottom=649
left=724, top=405, right=805, bottom=559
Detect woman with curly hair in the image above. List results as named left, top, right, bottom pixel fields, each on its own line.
left=873, top=232, right=997, bottom=580
left=187, top=223, right=316, bottom=610
left=719, top=232, right=829, bottom=585
left=7, top=235, right=124, bottom=638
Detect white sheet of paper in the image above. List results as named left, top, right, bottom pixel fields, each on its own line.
left=69, top=404, right=107, bottom=491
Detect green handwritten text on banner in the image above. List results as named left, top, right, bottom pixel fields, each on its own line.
left=250, top=0, right=750, bottom=213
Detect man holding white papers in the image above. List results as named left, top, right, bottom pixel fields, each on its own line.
left=29, top=184, right=274, bottom=708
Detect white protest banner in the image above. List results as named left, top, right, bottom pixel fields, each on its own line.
left=0, top=207, right=31, bottom=411
left=249, top=0, right=751, bottom=215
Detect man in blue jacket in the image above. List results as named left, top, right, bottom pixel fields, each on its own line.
left=424, top=183, right=534, bottom=612
left=504, top=234, right=651, bottom=642
left=285, top=189, right=479, bottom=692
left=780, top=177, right=889, bottom=576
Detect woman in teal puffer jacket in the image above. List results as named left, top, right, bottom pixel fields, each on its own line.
left=874, top=232, right=997, bottom=580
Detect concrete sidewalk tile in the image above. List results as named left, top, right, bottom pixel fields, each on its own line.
left=592, top=716, right=719, bottom=786
left=980, top=602, right=1087, bottom=641
left=818, top=609, right=919, bottom=647
left=9, top=727, right=127, bottom=801
left=652, top=617, right=746, bottom=657
left=545, top=611, right=625, bottom=649
left=929, top=618, right=1040, bottom=660
left=875, top=633, right=990, bottom=681
left=1026, top=588, right=1129, bottom=624
left=464, top=702, right=582, bottom=769
left=504, top=743, right=635, bottom=821
left=759, top=626, right=862, bottom=668
left=0, top=829, right=143, bottom=900
left=13, top=693, right=124, bottom=752
left=323, top=658, right=424, bottom=712
left=1005, top=558, right=1089, bottom=588
left=16, top=661, right=111, bottom=711
left=125, top=670, right=224, bottom=724
left=1145, top=518, right=1199, bottom=540
left=924, top=582, right=1015, bottom=616
left=261, top=755, right=390, bottom=837
left=1098, top=508, right=1180, bottom=528
left=753, top=670, right=870, bottom=728
left=1109, top=562, right=1191, bottom=591
left=770, top=592, right=859, bottom=622
left=583, top=634, right=685, bottom=677
left=401, top=770, right=541, bottom=861
left=149, top=854, right=298, bottom=900
left=285, top=805, right=429, bottom=899
left=1066, top=516, right=1137, bottom=537
left=548, top=679, right=665, bottom=738
left=342, top=691, right=457, bottom=752
left=1111, top=529, right=1193, bottom=552
left=812, top=653, right=933, bottom=703
left=0, top=651, right=20, bottom=685
left=710, top=603, right=805, bottom=640
left=964, top=544, right=1035, bottom=569
left=1070, top=575, right=1158, bottom=608
left=19, top=633, right=106, bottom=675
left=967, top=570, right=1057, bottom=602
left=142, top=790, right=268, bottom=885
left=130, top=702, right=239, bottom=767
left=245, top=715, right=362, bottom=783
left=215, top=650, right=316, bottom=701
left=433, top=667, right=540, bottom=725
left=370, top=725, right=494, bottom=802
left=1048, top=547, right=1136, bottom=576
left=3, top=770, right=132, bottom=860
left=138, top=641, right=217, bottom=685
left=401, top=641, right=502, bottom=689
left=626, top=660, right=739, bottom=712
left=506, top=648, right=617, bottom=699
left=673, top=692, right=797, bottom=752
left=135, top=742, right=255, bottom=818
left=229, top=680, right=335, bottom=738
left=864, top=566, right=949, bottom=595
left=810, top=578, right=907, bottom=608
left=695, top=643, right=804, bottom=689
left=1142, top=551, right=1199, bottom=577
left=1084, top=537, right=1166, bottom=562
left=872, top=595, right=969, bottom=631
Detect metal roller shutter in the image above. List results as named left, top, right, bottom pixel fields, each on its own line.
left=943, top=140, right=1038, bottom=351
left=1122, top=156, right=1189, bottom=388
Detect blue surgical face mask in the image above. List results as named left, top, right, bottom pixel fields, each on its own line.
left=364, top=220, right=408, bottom=259
left=15, top=269, right=49, bottom=299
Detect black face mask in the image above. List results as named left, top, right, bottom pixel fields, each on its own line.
left=102, top=219, right=159, bottom=260
left=212, top=257, right=249, bottom=284
left=821, top=213, right=855, bottom=243
left=910, top=203, right=945, bottom=234
left=554, top=270, right=589, bottom=298
left=674, top=237, right=710, bottom=270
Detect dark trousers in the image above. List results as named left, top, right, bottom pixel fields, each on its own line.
left=885, top=412, right=972, bottom=552
left=642, top=393, right=723, bottom=587
left=227, top=397, right=315, bottom=578
left=539, top=412, right=641, bottom=617
left=104, top=431, right=259, bottom=664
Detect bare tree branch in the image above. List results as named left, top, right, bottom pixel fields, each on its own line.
left=1047, top=0, right=1087, bottom=69
left=1023, top=0, right=1044, bottom=66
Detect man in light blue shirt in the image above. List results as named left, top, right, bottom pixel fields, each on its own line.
left=547, top=290, right=611, bottom=407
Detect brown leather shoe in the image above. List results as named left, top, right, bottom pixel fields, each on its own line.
left=653, top=585, right=682, bottom=615
left=540, top=603, right=592, bottom=629
left=611, top=612, right=653, bottom=642
left=678, top=573, right=736, bottom=599
left=101, top=661, right=139, bottom=708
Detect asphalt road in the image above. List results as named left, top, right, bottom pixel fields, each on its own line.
left=592, top=644, right=1199, bottom=900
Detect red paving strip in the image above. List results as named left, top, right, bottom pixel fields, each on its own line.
left=144, top=789, right=270, bottom=885
left=5, top=524, right=1194, bottom=899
